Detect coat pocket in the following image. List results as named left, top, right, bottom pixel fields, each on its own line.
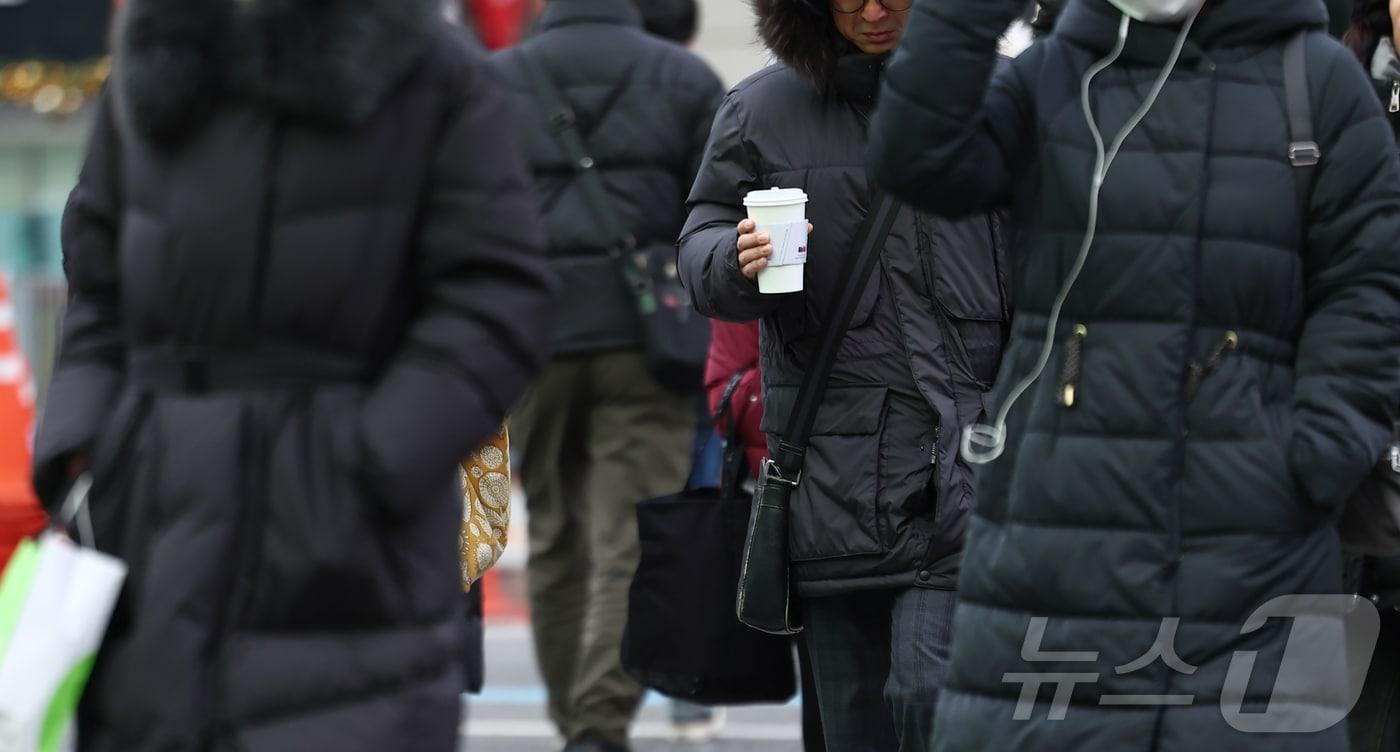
left=763, top=385, right=888, bottom=561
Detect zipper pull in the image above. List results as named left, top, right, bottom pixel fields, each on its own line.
left=1058, top=324, right=1087, bottom=407
left=930, top=425, right=941, bottom=466
left=1389, top=81, right=1398, bottom=113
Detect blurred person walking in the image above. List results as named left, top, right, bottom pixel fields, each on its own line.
left=870, top=0, right=1400, bottom=750
left=30, top=0, right=554, bottom=750
left=1341, top=6, right=1400, bottom=751
left=492, top=2, right=723, bottom=750
left=678, top=1, right=1010, bottom=749
left=635, top=1, right=734, bottom=741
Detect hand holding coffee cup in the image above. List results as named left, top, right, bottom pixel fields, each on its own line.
left=737, top=220, right=815, bottom=282
left=740, top=188, right=812, bottom=294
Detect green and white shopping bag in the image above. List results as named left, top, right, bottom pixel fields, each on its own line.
left=0, top=475, right=126, bottom=752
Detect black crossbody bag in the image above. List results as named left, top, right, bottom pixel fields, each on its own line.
left=737, top=194, right=901, bottom=635
left=521, top=52, right=709, bottom=393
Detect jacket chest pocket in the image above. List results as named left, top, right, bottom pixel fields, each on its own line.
left=920, top=214, right=1008, bottom=386
left=763, top=385, right=888, bottom=561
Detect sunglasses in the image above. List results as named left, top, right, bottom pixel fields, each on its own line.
left=831, top=0, right=913, bottom=13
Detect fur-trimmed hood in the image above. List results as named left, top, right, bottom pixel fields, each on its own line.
left=751, top=0, right=852, bottom=85
left=115, top=0, right=441, bottom=143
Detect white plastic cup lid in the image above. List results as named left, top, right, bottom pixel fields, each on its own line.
left=743, top=187, right=808, bottom=208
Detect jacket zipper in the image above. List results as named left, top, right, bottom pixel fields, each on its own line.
left=204, top=120, right=283, bottom=747
left=1184, top=330, right=1238, bottom=402
left=1058, top=324, right=1088, bottom=407
left=1390, top=81, right=1399, bottom=113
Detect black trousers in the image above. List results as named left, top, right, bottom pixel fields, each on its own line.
left=802, top=588, right=958, bottom=752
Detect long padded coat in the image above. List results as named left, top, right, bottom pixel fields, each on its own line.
left=30, top=1, right=554, bottom=750
left=869, top=0, right=1400, bottom=749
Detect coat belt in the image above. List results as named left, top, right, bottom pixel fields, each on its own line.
left=127, top=343, right=369, bottom=393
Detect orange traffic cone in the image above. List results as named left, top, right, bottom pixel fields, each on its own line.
left=0, top=273, right=45, bottom=567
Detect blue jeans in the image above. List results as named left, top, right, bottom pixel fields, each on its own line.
left=802, top=588, right=958, bottom=752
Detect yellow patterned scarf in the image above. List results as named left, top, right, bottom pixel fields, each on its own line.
left=459, top=426, right=511, bottom=591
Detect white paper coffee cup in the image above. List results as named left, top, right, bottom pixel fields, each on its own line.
left=744, top=187, right=809, bottom=294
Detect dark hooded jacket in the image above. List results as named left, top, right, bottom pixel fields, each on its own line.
left=492, top=0, right=724, bottom=357
left=678, top=0, right=1010, bottom=596
left=32, top=1, right=554, bottom=749
left=869, top=0, right=1400, bottom=749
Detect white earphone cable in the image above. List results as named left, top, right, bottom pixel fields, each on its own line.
left=961, top=8, right=1204, bottom=465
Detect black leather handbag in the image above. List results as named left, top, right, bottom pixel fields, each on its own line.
left=621, top=374, right=798, bottom=704
left=736, top=195, right=901, bottom=635
left=521, top=52, right=709, bottom=393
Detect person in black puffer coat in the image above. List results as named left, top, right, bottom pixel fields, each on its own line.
left=678, top=1, right=1009, bottom=749
left=31, top=1, right=555, bottom=750
left=491, top=3, right=724, bottom=750
left=869, top=0, right=1400, bottom=750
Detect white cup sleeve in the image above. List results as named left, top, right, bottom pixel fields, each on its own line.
left=767, top=219, right=809, bottom=266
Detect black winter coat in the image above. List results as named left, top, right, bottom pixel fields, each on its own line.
left=870, top=0, right=1400, bottom=749
left=493, top=0, right=723, bottom=356
left=679, top=0, right=1009, bottom=596
left=31, top=1, right=554, bottom=750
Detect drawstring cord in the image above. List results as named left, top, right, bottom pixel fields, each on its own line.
left=1184, top=331, right=1238, bottom=402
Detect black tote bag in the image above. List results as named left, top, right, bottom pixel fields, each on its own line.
left=621, top=375, right=797, bottom=704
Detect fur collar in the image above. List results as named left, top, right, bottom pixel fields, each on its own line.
left=115, top=0, right=440, bottom=143
left=751, top=0, right=850, bottom=86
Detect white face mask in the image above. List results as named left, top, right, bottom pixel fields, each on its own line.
left=1107, top=0, right=1207, bottom=24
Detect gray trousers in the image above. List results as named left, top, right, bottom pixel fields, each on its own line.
left=512, top=351, right=693, bottom=745
left=802, top=587, right=959, bottom=752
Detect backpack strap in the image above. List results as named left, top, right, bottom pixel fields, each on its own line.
left=1283, top=30, right=1321, bottom=235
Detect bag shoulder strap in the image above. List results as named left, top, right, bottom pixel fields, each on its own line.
left=1283, top=30, right=1321, bottom=230
left=519, top=50, right=655, bottom=314
left=519, top=50, right=631, bottom=251
left=769, top=196, right=902, bottom=483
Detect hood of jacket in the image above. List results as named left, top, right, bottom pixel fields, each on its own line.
left=115, top=0, right=440, bottom=144
left=751, top=0, right=856, bottom=86
left=1055, top=0, right=1327, bottom=61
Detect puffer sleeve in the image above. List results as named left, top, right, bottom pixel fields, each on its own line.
left=868, top=0, right=1035, bottom=217
left=359, top=47, right=555, bottom=515
left=33, top=92, right=126, bottom=509
left=1290, top=39, right=1400, bottom=508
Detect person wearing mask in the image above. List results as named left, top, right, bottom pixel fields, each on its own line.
left=492, top=2, right=724, bottom=750
left=1341, top=7, right=1400, bottom=751
left=869, top=0, right=1400, bottom=750
left=678, top=1, right=1010, bottom=749
left=31, top=0, right=555, bottom=750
